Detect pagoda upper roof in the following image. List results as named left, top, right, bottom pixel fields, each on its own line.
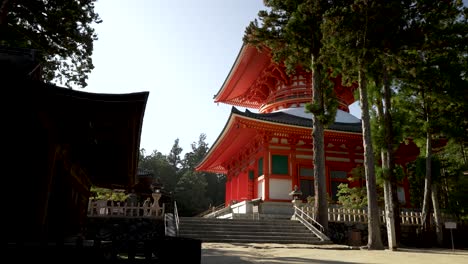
left=213, top=44, right=272, bottom=108
left=213, top=44, right=357, bottom=112
left=196, top=106, right=362, bottom=174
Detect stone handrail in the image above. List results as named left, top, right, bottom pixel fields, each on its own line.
left=293, top=205, right=330, bottom=242
left=197, top=203, right=226, bottom=217
left=203, top=204, right=232, bottom=218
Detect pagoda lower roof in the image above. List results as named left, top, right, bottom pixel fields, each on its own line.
left=196, top=107, right=362, bottom=174
left=237, top=107, right=362, bottom=133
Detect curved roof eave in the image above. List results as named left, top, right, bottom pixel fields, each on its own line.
left=213, top=44, right=272, bottom=106
left=195, top=106, right=240, bottom=172
left=196, top=107, right=363, bottom=173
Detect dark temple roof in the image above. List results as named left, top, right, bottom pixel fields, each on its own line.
left=6, top=78, right=149, bottom=189
left=232, top=107, right=362, bottom=133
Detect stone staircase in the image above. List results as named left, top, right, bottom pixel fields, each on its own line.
left=178, top=217, right=331, bottom=244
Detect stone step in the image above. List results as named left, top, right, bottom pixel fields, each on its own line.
left=178, top=216, right=327, bottom=245
left=179, top=227, right=308, bottom=234
left=179, top=229, right=308, bottom=235
left=179, top=219, right=310, bottom=226
left=179, top=219, right=306, bottom=227
left=179, top=222, right=307, bottom=229
left=179, top=217, right=294, bottom=223
left=180, top=236, right=325, bottom=244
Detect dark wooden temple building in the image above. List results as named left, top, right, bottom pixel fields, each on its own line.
left=3, top=46, right=149, bottom=243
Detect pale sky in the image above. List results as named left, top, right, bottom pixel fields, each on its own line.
left=86, top=0, right=360, bottom=156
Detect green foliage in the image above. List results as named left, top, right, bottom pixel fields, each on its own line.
left=435, top=139, right=468, bottom=220
left=90, top=186, right=128, bottom=202
left=181, top=134, right=210, bottom=171
left=446, top=174, right=468, bottom=220
left=335, top=166, right=367, bottom=209
left=407, top=139, right=468, bottom=220
left=174, top=170, right=209, bottom=216
left=139, top=133, right=225, bottom=216
left=305, top=194, right=333, bottom=206
left=376, top=164, right=405, bottom=184
left=304, top=76, right=339, bottom=126
left=1, top=0, right=102, bottom=88
left=167, top=138, right=183, bottom=171
left=336, top=182, right=368, bottom=209
left=139, top=149, right=178, bottom=192
left=179, top=133, right=225, bottom=211
left=243, top=0, right=330, bottom=74
left=395, top=0, right=468, bottom=143
left=407, top=155, right=442, bottom=208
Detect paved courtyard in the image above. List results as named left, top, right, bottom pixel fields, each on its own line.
left=201, top=243, right=468, bottom=264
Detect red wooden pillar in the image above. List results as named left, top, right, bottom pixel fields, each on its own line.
left=253, top=162, right=258, bottom=199
left=263, top=148, right=270, bottom=201
left=225, top=175, right=231, bottom=205
left=289, top=137, right=299, bottom=189
left=232, top=174, right=238, bottom=202
left=237, top=172, right=240, bottom=201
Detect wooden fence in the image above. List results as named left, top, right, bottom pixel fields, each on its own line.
left=298, top=205, right=449, bottom=226
left=87, top=200, right=164, bottom=218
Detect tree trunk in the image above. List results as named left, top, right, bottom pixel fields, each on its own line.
left=359, top=66, right=383, bottom=250
left=431, top=183, right=443, bottom=246
left=311, top=54, right=328, bottom=234
left=376, top=89, right=396, bottom=250
left=382, top=66, right=401, bottom=247
left=421, top=125, right=432, bottom=232
left=382, top=151, right=396, bottom=250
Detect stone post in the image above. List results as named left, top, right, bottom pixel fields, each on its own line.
left=151, top=190, right=162, bottom=217
left=289, top=185, right=303, bottom=220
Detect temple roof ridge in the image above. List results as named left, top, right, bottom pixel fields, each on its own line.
left=233, top=106, right=361, bottom=133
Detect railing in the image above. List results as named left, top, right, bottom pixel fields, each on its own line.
left=299, top=205, right=450, bottom=226
left=293, top=206, right=330, bottom=242
left=87, top=200, right=164, bottom=218
left=196, top=203, right=226, bottom=217
left=164, top=201, right=180, bottom=237
left=202, top=205, right=232, bottom=218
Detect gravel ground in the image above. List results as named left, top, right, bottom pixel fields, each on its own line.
left=201, top=242, right=468, bottom=264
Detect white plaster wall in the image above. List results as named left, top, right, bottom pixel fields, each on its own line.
left=269, top=178, right=292, bottom=200
left=231, top=201, right=249, bottom=214
left=258, top=180, right=264, bottom=199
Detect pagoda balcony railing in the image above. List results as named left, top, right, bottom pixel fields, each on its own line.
left=261, top=87, right=350, bottom=113
left=261, top=87, right=312, bottom=112
left=87, top=200, right=164, bottom=219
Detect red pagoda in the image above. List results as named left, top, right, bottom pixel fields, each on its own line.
left=196, top=45, right=418, bottom=215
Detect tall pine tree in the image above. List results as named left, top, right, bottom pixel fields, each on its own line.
left=244, top=0, right=342, bottom=235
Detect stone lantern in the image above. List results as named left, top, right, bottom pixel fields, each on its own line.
left=289, top=185, right=303, bottom=209
left=289, top=185, right=303, bottom=200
